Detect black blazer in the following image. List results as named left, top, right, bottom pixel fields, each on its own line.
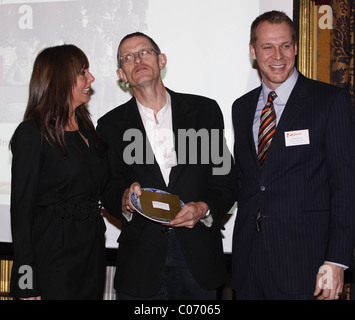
left=97, top=88, right=237, bottom=297
left=10, top=120, right=108, bottom=299
left=232, top=73, right=355, bottom=294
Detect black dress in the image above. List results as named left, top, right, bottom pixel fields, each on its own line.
left=10, top=119, right=109, bottom=299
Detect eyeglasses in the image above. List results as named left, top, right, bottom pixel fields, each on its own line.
left=119, top=47, right=160, bottom=66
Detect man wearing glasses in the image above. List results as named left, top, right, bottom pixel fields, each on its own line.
left=97, top=32, right=237, bottom=300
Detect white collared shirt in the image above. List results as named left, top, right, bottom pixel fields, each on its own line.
left=136, top=91, right=176, bottom=186
left=135, top=91, right=212, bottom=224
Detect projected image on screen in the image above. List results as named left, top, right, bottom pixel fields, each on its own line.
left=0, top=0, right=148, bottom=119
left=0, top=0, right=148, bottom=205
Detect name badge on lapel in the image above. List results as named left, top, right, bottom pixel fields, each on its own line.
left=284, top=129, right=310, bottom=147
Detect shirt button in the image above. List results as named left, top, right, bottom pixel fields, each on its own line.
left=260, top=186, right=266, bottom=191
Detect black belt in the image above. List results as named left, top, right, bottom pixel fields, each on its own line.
left=44, top=197, right=102, bottom=221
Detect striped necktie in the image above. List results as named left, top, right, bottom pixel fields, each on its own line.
left=258, top=91, right=277, bottom=166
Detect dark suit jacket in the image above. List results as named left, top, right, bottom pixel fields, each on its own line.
left=232, top=73, right=355, bottom=294
left=97, top=88, right=237, bottom=297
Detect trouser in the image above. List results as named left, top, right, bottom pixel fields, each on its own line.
left=117, top=228, right=216, bottom=300
left=235, top=230, right=316, bottom=300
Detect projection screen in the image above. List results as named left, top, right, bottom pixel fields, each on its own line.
left=0, top=0, right=293, bottom=253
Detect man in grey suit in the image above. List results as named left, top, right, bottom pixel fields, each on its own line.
left=232, top=11, right=355, bottom=300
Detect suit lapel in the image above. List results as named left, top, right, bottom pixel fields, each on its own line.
left=168, top=89, right=198, bottom=189
left=248, top=87, right=263, bottom=167
left=69, top=119, right=92, bottom=165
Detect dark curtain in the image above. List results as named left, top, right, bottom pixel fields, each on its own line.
left=330, top=0, right=355, bottom=107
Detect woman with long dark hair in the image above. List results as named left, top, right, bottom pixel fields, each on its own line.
left=10, top=44, right=108, bottom=300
